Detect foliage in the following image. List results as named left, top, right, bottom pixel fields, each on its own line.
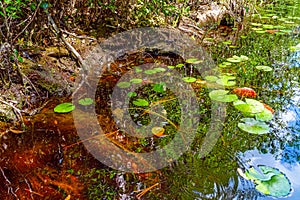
left=54, top=102, right=75, bottom=113
left=239, top=165, right=291, bottom=197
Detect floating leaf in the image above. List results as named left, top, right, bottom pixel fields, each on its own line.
left=245, top=166, right=276, bottom=181
left=153, top=67, right=166, bottom=72
left=127, top=92, right=137, bottom=97
left=205, top=75, right=218, bottom=82
left=152, top=126, right=167, bottom=137
left=290, top=43, right=300, bottom=51
left=130, top=78, right=143, bottom=84
left=227, top=57, right=242, bottom=63
left=176, top=63, right=184, bottom=68
left=54, top=102, right=75, bottom=113
left=182, top=77, right=197, bottom=83
left=242, top=166, right=291, bottom=197
left=117, top=81, right=131, bottom=88
left=185, top=58, right=203, bottom=64
left=216, top=75, right=236, bottom=86
left=209, top=90, right=238, bottom=102
left=251, top=22, right=262, bottom=27
left=168, top=65, right=175, bottom=69
left=234, top=99, right=264, bottom=114
left=153, top=83, right=165, bottom=93
left=232, top=87, right=257, bottom=98
left=135, top=67, right=143, bottom=73
left=144, top=69, right=157, bottom=74
left=78, top=98, right=94, bottom=106
left=255, top=108, right=273, bottom=121
left=238, top=118, right=270, bottom=134
left=133, top=99, right=149, bottom=107
left=256, top=65, right=273, bottom=71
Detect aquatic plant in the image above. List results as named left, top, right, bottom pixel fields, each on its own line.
left=232, top=87, right=257, bottom=98
left=54, top=102, right=75, bottom=113
left=238, top=165, right=291, bottom=197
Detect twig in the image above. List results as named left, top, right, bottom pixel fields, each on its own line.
left=13, top=0, right=43, bottom=42
left=47, top=13, right=87, bottom=72
left=61, top=29, right=96, bottom=41
left=136, top=183, right=159, bottom=199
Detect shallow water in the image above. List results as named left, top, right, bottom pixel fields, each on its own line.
left=1, top=2, right=300, bottom=200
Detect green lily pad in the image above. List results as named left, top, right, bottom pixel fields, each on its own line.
left=130, top=78, right=143, bottom=84
left=144, top=69, right=157, bottom=74
left=78, top=98, right=94, bottom=106
left=262, top=24, right=275, bottom=29
left=245, top=166, right=276, bottom=181
left=238, top=118, right=270, bottom=134
left=127, top=92, right=137, bottom=97
left=153, top=67, right=166, bottom=72
left=185, top=58, right=203, bottom=64
left=153, top=83, right=165, bottom=93
left=256, top=65, right=273, bottom=71
left=216, top=75, right=236, bottom=87
left=133, top=99, right=149, bottom=107
left=256, top=30, right=266, bottom=34
left=234, top=99, right=265, bottom=114
left=54, top=102, right=75, bottom=113
left=290, top=43, right=300, bottom=51
left=227, top=57, right=242, bottom=63
left=176, top=63, right=185, bottom=68
left=223, top=40, right=232, bottom=45
left=135, top=67, right=143, bottom=73
left=168, top=65, right=175, bottom=69
left=209, top=90, right=238, bottom=102
left=117, top=81, right=131, bottom=88
left=182, top=77, right=197, bottom=83
left=251, top=22, right=262, bottom=27
left=205, top=75, right=218, bottom=82
left=255, top=108, right=273, bottom=121
left=243, top=166, right=291, bottom=197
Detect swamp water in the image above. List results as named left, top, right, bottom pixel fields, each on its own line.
left=1, top=2, right=300, bottom=200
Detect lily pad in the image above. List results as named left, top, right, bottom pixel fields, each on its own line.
left=152, top=126, right=167, bottom=137
left=216, top=75, right=236, bottom=87
left=144, top=69, right=157, bottom=74
left=78, top=98, right=94, bottom=106
left=234, top=99, right=265, bottom=114
left=256, top=65, right=273, bottom=71
left=242, top=166, right=291, bottom=197
left=238, top=118, right=270, bottom=134
left=127, top=92, right=137, bottom=97
left=205, top=75, right=218, bottom=82
left=182, top=77, right=197, bottom=83
left=209, top=90, right=238, bottom=102
left=54, top=102, right=75, bottom=113
left=130, top=78, right=143, bottom=84
left=185, top=58, right=203, bottom=64
left=176, top=63, right=184, bottom=68
left=117, top=81, right=131, bottom=88
left=255, top=108, right=273, bottom=121
left=153, top=67, right=166, bottom=72
left=133, top=99, right=149, bottom=107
